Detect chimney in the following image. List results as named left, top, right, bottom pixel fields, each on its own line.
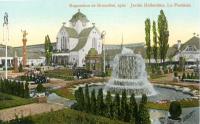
left=92, top=23, right=95, bottom=27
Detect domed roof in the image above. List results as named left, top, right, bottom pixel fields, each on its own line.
left=88, top=48, right=98, bottom=56
left=69, top=9, right=89, bottom=23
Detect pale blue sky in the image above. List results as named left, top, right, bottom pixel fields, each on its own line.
left=0, top=0, right=199, bottom=46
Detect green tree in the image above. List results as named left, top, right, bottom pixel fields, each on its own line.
left=105, top=91, right=112, bottom=118
left=152, top=20, right=158, bottom=64
left=44, top=35, right=53, bottom=65
left=145, top=18, right=151, bottom=64
left=169, top=101, right=182, bottom=120
left=96, top=88, right=104, bottom=115
left=90, top=89, right=96, bottom=114
left=158, top=10, right=169, bottom=65
left=130, top=93, right=138, bottom=124
left=113, top=93, right=121, bottom=120
left=84, top=84, right=90, bottom=112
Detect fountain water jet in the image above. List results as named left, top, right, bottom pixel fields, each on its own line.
left=104, top=47, right=157, bottom=97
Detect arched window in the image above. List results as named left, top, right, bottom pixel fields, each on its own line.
left=61, top=37, right=63, bottom=50
left=92, top=38, right=97, bottom=49
left=63, top=36, right=65, bottom=50
left=64, top=37, right=66, bottom=50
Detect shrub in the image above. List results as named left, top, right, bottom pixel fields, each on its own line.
left=18, top=63, right=23, bottom=72
left=190, top=72, right=194, bottom=79
left=194, top=73, right=199, bottom=79
left=174, top=72, right=178, bottom=77
left=36, top=83, right=46, bottom=93
left=173, top=64, right=177, bottom=72
left=164, top=69, right=168, bottom=74
left=186, top=73, right=190, bottom=79
left=169, top=101, right=182, bottom=120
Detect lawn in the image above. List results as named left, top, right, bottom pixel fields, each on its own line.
left=51, top=87, right=75, bottom=100
left=44, top=69, right=74, bottom=81
left=5, top=108, right=127, bottom=124
left=147, top=98, right=199, bottom=110
left=0, top=93, right=34, bottom=110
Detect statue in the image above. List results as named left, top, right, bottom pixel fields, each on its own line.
left=21, top=30, right=28, bottom=40
left=3, top=12, right=8, bottom=26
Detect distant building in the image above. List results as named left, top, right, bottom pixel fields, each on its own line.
left=173, top=36, right=200, bottom=63
left=52, top=9, right=102, bottom=67
left=0, top=44, right=46, bottom=68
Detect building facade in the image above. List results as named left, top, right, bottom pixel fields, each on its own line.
left=173, top=36, right=200, bottom=62
left=52, top=9, right=102, bottom=67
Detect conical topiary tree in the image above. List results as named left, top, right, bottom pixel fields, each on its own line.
left=130, top=93, right=138, bottom=124
left=121, top=90, right=127, bottom=120
left=97, top=88, right=104, bottom=115
left=138, top=103, right=151, bottom=124
left=169, top=101, right=182, bottom=120
left=105, top=91, right=112, bottom=118
left=84, top=84, right=90, bottom=112
left=90, top=89, right=96, bottom=114
left=113, top=93, right=121, bottom=119
left=141, top=94, right=147, bottom=104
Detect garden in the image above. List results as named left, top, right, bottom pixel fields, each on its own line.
left=0, top=108, right=127, bottom=124
left=0, top=93, right=34, bottom=110
left=44, top=69, right=74, bottom=81
left=0, top=78, right=34, bottom=109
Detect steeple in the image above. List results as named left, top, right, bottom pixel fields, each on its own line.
left=62, top=22, right=66, bottom=26
left=69, top=9, right=89, bottom=34
left=69, top=9, right=89, bottom=23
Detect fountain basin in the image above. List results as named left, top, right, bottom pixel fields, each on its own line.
left=80, top=84, right=193, bottom=102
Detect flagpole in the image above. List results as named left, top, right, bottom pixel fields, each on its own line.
left=101, top=31, right=106, bottom=74
left=5, top=24, right=9, bottom=79
left=3, top=12, right=8, bottom=79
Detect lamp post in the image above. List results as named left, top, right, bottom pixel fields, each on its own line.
left=101, top=31, right=106, bottom=73
left=3, top=12, right=8, bottom=79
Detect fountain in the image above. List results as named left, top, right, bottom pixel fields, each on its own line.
left=104, top=47, right=157, bottom=97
